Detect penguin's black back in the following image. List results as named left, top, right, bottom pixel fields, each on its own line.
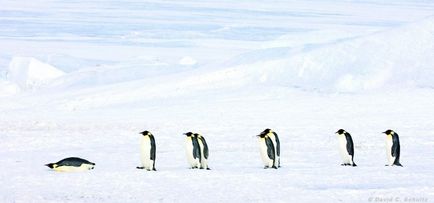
left=392, top=133, right=402, bottom=166
left=56, top=157, right=95, bottom=167
left=265, top=136, right=275, bottom=161
left=198, top=136, right=209, bottom=159
left=344, top=133, right=355, bottom=156
left=273, top=132, right=280, bottom=157
left=149, top=135, right=156, bottom=161
left=191, top=136, right=201, bottom=161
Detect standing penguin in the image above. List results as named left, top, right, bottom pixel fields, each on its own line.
left=46, top=157, right=95, bottom=172
left=260, top=129, right=280, bottom=167
left=137, top=130, right=156, bottom=171
left=383, top=129, right=403, bottom=167
left=194, top=133, right=210, bottom=170
left=335, top=129, right=357, bottom=167
left=185, top=132, right=201, bottom=169
left=257, top=129, right=278, bottom=169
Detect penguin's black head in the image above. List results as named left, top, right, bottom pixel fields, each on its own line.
left=257, top=129, right=271, bottom=138
left=383, top=129, right=394, bottom=135
left=140, top=131, right=151, bottom=136
left=336, top=129, right=346, bottom=134
left=257, top=133, right=266, bottom=138
left=263, top=128, right=273, bottom=133
left=258, top=128, right=272, bottom=136
left=184, top=132, right=194, bottom=137
left=45, top=163, right=55, bottom=169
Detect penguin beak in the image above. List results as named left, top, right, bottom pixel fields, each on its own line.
left=382, top=131, right=387, bottom=134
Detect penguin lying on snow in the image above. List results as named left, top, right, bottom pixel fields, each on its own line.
left=383, top=129, right=403, bottom=167
left=137, top=130, right=157, bottom=171
left=257, top=129, right=280, bottom=169
left=46, top=157, right=95, bottom=172
left=335, top=129, right=357, bottom=167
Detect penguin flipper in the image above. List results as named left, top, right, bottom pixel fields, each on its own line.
left=273, top=132, right=280, bottom=157
left=265, top=137, right=275, bottom=161
left=198, top=136, right=209, bottom=159
left=192, top=137, right=201, bottom=161
left=391, top=142, right=398, bottom=158
left=345, top=133, right=355, bottom=156
left=150, top=135, right=156, bottom=161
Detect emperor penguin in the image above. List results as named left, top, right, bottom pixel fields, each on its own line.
left=335, top=129, right=357, bottom=167
left=383, top=129, right=403, bottom=167
left=257, top=129, right=278, bottom=169
left=45, top=157, right=95, bottom=172
left=184, top=132, right=201, bottom=169
left=194, top=133, right=210, bottom=170
left=261, top=129, right=280, bottom=167
left=137, top=130, right=156, bottom=171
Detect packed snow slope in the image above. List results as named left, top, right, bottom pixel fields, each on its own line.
left=1, top=0, right=434, bottom=202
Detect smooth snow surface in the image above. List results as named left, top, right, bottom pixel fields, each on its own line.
left=1, top=0, right=434, bottom=202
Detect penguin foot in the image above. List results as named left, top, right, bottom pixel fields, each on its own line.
left=272, top=166, right=278, bottom=169
left=206, top=168, right=211, bottom=170
left=136, top=166, right=145, bottom=169
left=352, top=163, right=357, bottom=167
left=264, top=166, right=269, bottom=169
left=153, top=168, right=157, bottom=171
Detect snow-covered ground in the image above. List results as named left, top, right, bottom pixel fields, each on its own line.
left=1, top=0, right=434, bottom=202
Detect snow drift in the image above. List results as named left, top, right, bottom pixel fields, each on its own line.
left=7, top=57, right=65, bottom=90
left=219, top=16, right=434, bottom=92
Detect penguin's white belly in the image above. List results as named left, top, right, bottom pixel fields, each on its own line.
left=185, top=138, right=199, bottom=167
left=386, top=137, right=395, bottom=165
left=258, top=138, right=273, bottom=167
left=54, top=164, right=94, bottom=172
left=338, top=136, right=352, bottom=164
left=140, top=136, right=152, bottom=169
